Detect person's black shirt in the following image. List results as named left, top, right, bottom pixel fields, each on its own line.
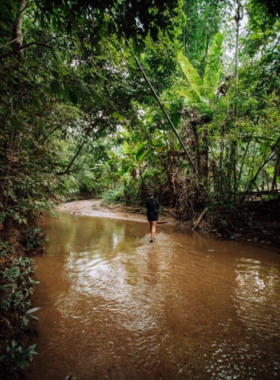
left=146, top=198, right=159, bottom=221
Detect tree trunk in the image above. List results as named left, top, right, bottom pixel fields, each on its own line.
left=13, top=0, right=26, bottom=54
left=58, top=122, right=98, bottom=175
left=272, top=153, right=280, bottom=190
left=190, top=122, right=201, bottom=175
left=202, top=129, right=209, bottom=185
left=159, top=156, right=175, bottom=206
left=232, top=0, right=243, bottom=200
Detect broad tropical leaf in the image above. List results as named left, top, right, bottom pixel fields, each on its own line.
left=178, top=52, right=203, bottom=98
left=203, top=33, right=224, bottom=98
left=177, top=86, right=201, bottom=103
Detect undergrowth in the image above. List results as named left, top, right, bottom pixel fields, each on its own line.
left=101, top=182, right=141, bottom=206
left=0, top=241, right=40, bottom=379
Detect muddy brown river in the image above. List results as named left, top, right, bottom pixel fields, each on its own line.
left=26, top=212, right=280, bottom=380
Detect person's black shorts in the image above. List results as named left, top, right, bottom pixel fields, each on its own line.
left=147, top=212, right=158, bottom=221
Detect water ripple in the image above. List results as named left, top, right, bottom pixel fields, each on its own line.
left=27, top=214, right=280, bottom=380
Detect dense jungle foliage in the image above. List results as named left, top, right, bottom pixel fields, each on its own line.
left=0, top=0, right=279, bottom=377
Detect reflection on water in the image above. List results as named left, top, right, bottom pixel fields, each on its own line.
left=234, top=258, right=280, bottom=338
left=26, top=213, right=280, bottom=380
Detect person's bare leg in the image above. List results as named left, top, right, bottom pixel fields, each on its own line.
left=151, top=221, right=157, bottom=241
left=149, top=221, right=152, bottom=234
left=149, top=221, right=155, bottom=242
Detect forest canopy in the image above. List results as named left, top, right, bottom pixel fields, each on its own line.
left=0, top=0, right=279, bottom=232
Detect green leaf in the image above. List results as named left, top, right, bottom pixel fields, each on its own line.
left=176, top=87, right=200, bottom=103
left=28, top=315, right=39, bottom=321
left=137, top=150, right=149, bottom=162
left=50, top=80, right=61, bottom=94
left=22, top=316, right=29, bottom=326
left=178, top=52, right=203, bottom=98
left=11, top=117, right=23, bottom=131
left=16, top=360, right=28, bottom=369
left=51, top=14, right=57, bottom=28
left=135, top=143, right=146, bottom=161
left=6, top=267, right=20, bottom=278
left=203, top=32, right=224, bottom=98
left=26, top=307, right=41, bottom=314
left=1, top=283, right=15, bottom=288
left=76, top=82, right=90, bottom=95
left=31, top=95, right=40, bottom=108
left=28, top=344, right=37, bottom=351
left=171, top=114, right=180, bottom=128
left=38, top=121, right=44, bottom=132
left=51, top=69, right=59, bottom=79
left=69, top=90, right=78, bottom=104
left=119, top=164, right=130, bottom=175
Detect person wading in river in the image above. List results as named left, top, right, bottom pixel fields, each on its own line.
left=146, top=194, right=160, bottom=243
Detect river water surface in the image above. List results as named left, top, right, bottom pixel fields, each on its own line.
left=26, top=212, right=280, bottom=380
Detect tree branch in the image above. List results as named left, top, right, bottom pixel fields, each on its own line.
left=0, top=41, right=52, bottom=60
left=241, top=137, right=280, bottom=203
left=0, top=37, right=21, bottom=50
left=57, top=122, right=99, bottom=176
left=40, top=125, right=62, bottom=145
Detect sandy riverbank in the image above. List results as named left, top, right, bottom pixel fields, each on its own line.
left=57, top=199, right=174, bottom=225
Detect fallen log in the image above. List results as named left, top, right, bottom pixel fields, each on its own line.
left=163, top=209, right=176, bottom=217
left=193, top=208, right=206, bottom=230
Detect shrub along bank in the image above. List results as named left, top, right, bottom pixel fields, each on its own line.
left=0, top=230, right=44, bottom=379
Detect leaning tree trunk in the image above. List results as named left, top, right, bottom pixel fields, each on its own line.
left=189, top=121, right=202, bottom=176
left=231, top=0, right=243, bottom=201
left=202, top=129, right=209, bottom=186
left=271, top=152, right=280, bottom=191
